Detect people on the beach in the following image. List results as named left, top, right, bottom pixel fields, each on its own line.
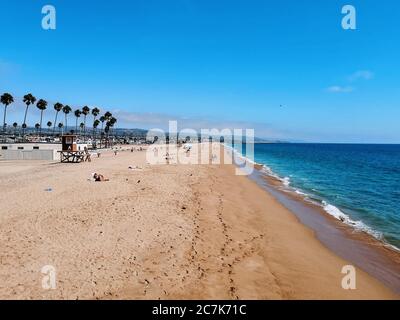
left=93, top=173, right=109, bottom=182
left=128, top=165, right=142, bottom=170
left=84, top=147, right=92, bottom=162
left=153, top=147, right=159, bottom=158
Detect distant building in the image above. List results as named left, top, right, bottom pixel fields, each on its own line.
left=0, top=142, right=86, bottom=161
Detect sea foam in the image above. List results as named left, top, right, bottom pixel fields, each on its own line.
left=227, top=143, right=400, bottom=251
left=261, top=161, right=390, bottom=248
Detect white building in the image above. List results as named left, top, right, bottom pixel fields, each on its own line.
left=0, top=143, right=69, bottom=161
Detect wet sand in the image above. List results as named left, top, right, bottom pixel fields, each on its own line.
left=253, top=171, right=400, bottom=294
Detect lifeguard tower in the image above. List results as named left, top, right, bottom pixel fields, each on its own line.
left=58, top=135, right=89, bottom=163
left=62, top=135, right=78, bottom=151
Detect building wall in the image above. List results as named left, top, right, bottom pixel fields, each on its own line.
left=0, top=143, right=88, bottom=161
left=0, top=149, right=57, bottom=160
left=0, top=143, right=62, bottom=151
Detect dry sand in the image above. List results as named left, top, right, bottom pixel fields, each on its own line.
left=0, top=144, right=398, bottom=299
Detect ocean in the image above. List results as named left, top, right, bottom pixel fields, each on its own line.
left=232, top=143, right=400, bottom=250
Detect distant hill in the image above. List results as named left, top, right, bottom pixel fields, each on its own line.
left=113, top=128, right=148, bottom=138
left=253, top=137, right=289, bottom=143
left=113, top=128, right=288, bottom=143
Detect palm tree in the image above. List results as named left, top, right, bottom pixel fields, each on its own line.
left=93, top=119, right=100, bottom=131
left=81, top=106, right=90, bottom=140
left=22, top=93, right=36, bottom=137
left=109, top=116, right=117, bottom=137
left=12, top=122, right=18, bottom=136
left=1, top=93, right=14, bottom=134
left=62, top=105, right=72, bottom=132
left=99, top=115, right=106, bottom=131
left=35, top=123, right=40, bottom=136
left=58, top=122, right=64, bottom=135
left=104, top=112, right=112, bottom=138
left=104, top=116, right=117, bottom=147
left=79, top=122, right=85, bottom=136
left=91, top=107, right=100, bottom=139
left=104, top=111, right=112, bottom=120
left=93, top=119, right=100, bottom=148
left=74, top=109, right=82, bottom=134
left=22, top=123, right=27, bottom=136
left=99, top=116, right=106, bottom=148
left=104, top=122, right=111, bottom=147
left=36, top=99, right=48, bottom=137
left=47, top=121, right=52, bottom=134
left=53, top=103, right=63, bottom=134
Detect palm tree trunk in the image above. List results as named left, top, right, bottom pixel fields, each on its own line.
left=22, top=105, right=29, bottom=138
left=65, top=114, right=68, bottom=132
left=106, top=130, right=109, bottom=148
left=92, top=116, right=96, bottom=141
left=2, top=105, right=7, bottom=134
left=101, top=123, right=104, bottom=148
left=53, top=112, right=59, bottom=135
left=75, top=118, right=78, bottom=135
left=84, top=115, right=87, bottom=142
left=39, top=110, right=43, bottom=137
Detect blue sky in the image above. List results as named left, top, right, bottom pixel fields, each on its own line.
left=1, top=0, right=399, bottom=143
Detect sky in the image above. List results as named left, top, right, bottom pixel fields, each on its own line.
left=1, top=0, right=400, bottom=143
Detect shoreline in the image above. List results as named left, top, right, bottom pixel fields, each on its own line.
left=251, top=169, right=400, bottom=294
left=225, top=145, right=400, bottom=293
left=0, top=145, right=398, bottom=299
left=228, top=144, right=400, bottom=252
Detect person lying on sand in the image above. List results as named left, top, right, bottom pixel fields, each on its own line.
left=93, top=173, right=109, bottom=182
left=128, top=165, right=142, bottom=170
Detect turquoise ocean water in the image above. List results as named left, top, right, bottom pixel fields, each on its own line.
left=232, top=143, right=400, bottom=249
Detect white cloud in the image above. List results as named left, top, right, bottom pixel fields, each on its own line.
left=325, top=70, right=373, bottom=94
left=326, top=86, right=354, bottom=93
left=348, top=70, right=374, bottom=81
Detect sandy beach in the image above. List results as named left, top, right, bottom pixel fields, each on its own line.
left=0, top=144, right=398, bottom=300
